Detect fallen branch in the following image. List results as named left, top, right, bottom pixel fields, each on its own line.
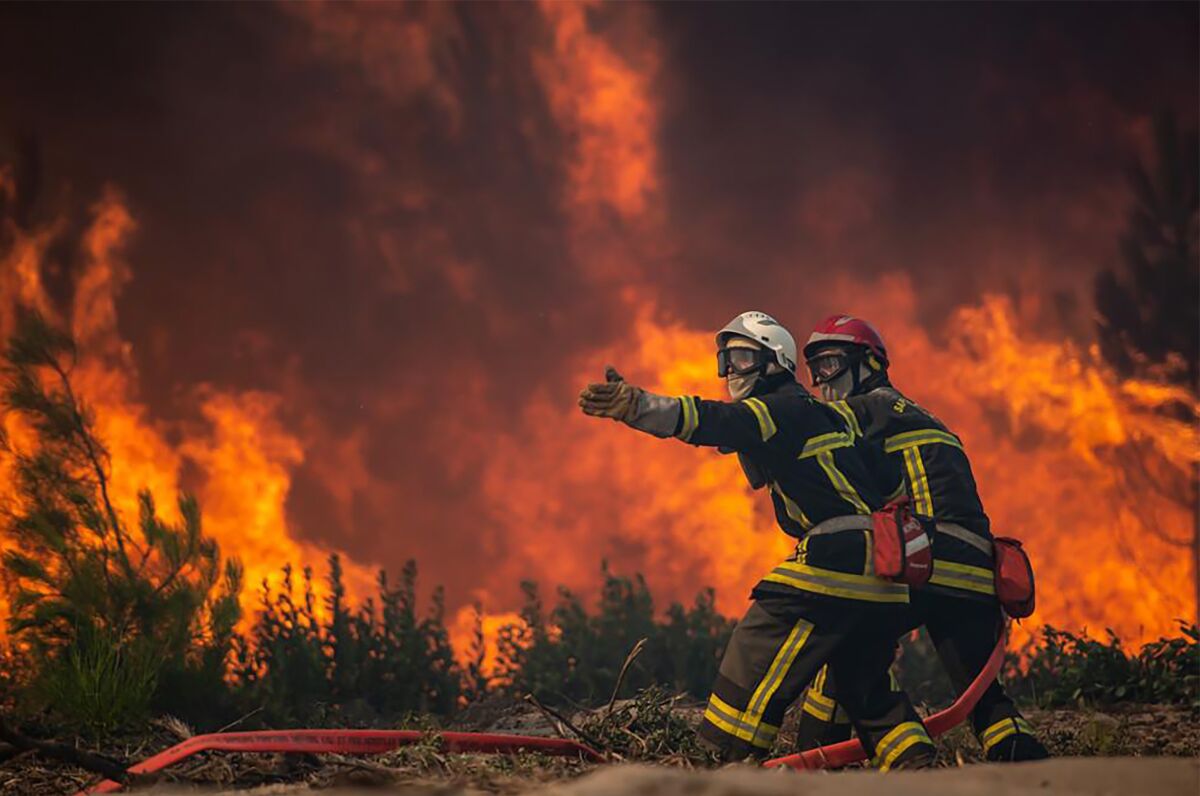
left=0, top=715, right=129, bottom=782
left=522, top=693, right=605, bottom=752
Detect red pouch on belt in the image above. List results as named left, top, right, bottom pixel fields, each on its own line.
left=871, top=498, right=933, bottom=587
left=993, top=537, right=1035, bottom=618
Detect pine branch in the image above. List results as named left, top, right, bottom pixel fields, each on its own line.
left=47, top=358, right=142, bottom=577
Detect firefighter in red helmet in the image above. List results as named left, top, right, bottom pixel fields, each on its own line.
left=796, top=314, right=1049, bottom=762
left=578, top=311, right=936, bottom=769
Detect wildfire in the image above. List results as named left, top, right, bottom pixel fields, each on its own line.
left=468, top=286, right=1195, bottom=655
left=0, top=183, right=376, bottom=633
left=1, top=179, right=1193, bottom=667
left=1, top=3, right=1193, bottom=673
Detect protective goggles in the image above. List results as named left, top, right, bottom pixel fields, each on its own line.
left=806, top=350, right=852, bottom=385
left=717, top=346, right=771, bottom=377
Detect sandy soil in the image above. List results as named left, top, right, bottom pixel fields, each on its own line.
left=140, top=757, right=1199, bottom=796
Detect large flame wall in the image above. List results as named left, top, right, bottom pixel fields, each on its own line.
left=0, top=2, right=1195, bottom=654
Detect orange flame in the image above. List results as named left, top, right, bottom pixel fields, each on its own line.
left=0, top=185, right=377, bottom=633
left=1, top=4, right=1192, bottom=671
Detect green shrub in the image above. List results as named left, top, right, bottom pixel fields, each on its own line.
left=495, top=563, right=735, bottom=707
left=232, top=555, right=460, bottom=725
left=1007, top=622, right=1199, bottom=708
left=33, top=624, right=159, bottom=737
left=0, top=310, right=242, bottom=732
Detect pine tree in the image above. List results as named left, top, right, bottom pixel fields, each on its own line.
left=0, top=310, right=242, bottom=731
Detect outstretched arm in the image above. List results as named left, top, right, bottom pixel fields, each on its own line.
left=578, top=367, right=775, bottom=453
left=578, top=366, right=681, bottom=438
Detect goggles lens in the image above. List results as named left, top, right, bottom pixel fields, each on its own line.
left=807, top=352, right=850, bottom=385
left=717, top=346, right=766, bottom=377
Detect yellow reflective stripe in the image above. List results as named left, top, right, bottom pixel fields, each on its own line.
left=751, top=723, right=779, bottom=749
left=802, top=696, right=834, bottom=721
left=771, top=483, right=814, bottom=530
left=703, top=693, right=779, bottom=749
left=884, top=428, right=963, bottom=453
left=742, top=397, right=777, bottom=441
left=873, top=721, right=932, bottom=771
left=744, top=618, right=813, bottom=728
left=879, top=729, right=932, bottom=771
left=902, top=447, right=934, bottom=515
left=981, top=717, right=1035, bottom=751
left=929, top=560, right=996, bottom=595
left=829, top=401, right=862, bottom=438
left=817, top=450, right=871, bottom=513
left=704, top=696, right=757, bottom=743
left=806, top=686, right=835, bottom=710
left=765, top=562, right=909, bottom=603
left=676, top=396, right=699, bottom=441
left=813, top=664, right=828, bottom=695
left=799, top=431, right=854, bottom=458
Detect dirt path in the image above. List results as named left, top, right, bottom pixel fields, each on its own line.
left=145, top=757, right=1198, bottom=796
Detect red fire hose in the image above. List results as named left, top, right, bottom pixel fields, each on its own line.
left=78, top=633, right=1007, bottom=793
left=763, top=629, right=1008, bottom=769
left=79, top=730, right=603, bottom=794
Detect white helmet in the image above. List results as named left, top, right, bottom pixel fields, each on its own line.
left=716, top=311, right=798, bottom=374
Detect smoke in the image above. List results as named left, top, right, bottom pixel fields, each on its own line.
left=0, top=2, right=1195, bottom=644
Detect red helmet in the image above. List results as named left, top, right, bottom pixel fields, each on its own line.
left=803, top=314, right=889, bottom=365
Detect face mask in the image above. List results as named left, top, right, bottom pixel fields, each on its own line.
left=727, top=371, right=758, bottom=400
left=818, top=370, right=853, bottom=401
left=818, top=362, right=872, bottom=401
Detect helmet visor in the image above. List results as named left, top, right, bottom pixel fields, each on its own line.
left=806, top=351, right=851, bottom=385
left=717, top=346, right=769, bottom=377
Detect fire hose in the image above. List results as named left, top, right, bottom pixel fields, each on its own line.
left=78, top=632, right=1006, bottom=794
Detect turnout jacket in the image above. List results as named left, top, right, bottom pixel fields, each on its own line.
left=673, top=376, right=908, bottom=604
left=828, top=385, right=996, bottom=601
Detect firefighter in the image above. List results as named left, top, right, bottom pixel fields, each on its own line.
left=796, top=314, right=1049, bottom=762
left=578, top=311, right=936, bottom=769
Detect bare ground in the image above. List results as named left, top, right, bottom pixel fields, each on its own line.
left=3, top=702, right=1196, bottom=795
left=128, top=758, right=1200, bottom=796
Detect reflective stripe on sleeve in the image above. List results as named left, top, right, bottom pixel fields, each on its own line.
left=799, top=431, right=854, bottom=458
left=883, top=428, right=963, bottom=453
left=676, top=396, right=699, bottom=441
left=743, top=397, right=778, bottom=441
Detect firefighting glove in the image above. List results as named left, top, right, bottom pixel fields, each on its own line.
left=578, top=366, right=681, bottom=438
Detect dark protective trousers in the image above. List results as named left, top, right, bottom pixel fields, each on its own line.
left=698, top=592, right=935, bottom=769
left=794, top=591, right=1044, bottom=759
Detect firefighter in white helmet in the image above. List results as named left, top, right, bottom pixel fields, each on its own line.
left=578, top=311, right=935, bottom=768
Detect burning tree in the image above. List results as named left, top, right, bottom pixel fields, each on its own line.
left=1094, top=113, right=1200, bottom=621
left=0, top=310, right=242, bottom=733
